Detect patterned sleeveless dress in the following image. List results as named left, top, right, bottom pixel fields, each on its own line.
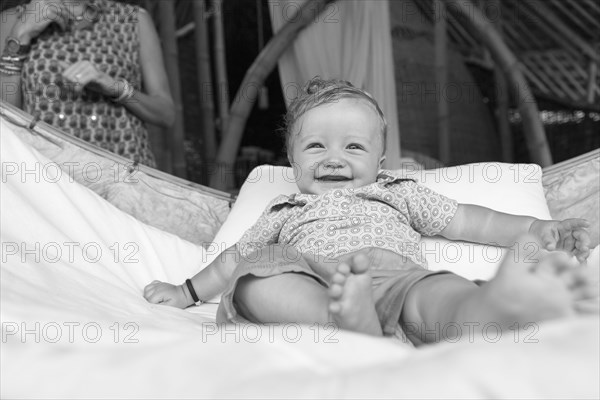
left=20, top=0, right=156, bottom=167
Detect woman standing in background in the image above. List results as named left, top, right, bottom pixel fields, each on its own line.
left=0, top=0, right=175, bottom=167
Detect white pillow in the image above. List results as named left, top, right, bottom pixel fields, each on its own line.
left=210, top=166, right=298, bottom=251
left=402, top=163, right=551, bottom=217
left=212, top=164, right=552, bottom=281
left=403, top=163, right=552, bottom=279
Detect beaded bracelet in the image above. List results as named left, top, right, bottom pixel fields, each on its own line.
left=0, top=49, right=26, bottom=75
left=0, top=63, right=22, bottom=75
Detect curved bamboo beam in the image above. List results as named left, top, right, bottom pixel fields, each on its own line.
left=210, top=0, right=334, bottom=190
left=445, top=0, right=552, bottom=167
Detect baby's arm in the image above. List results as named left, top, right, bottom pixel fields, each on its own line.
left=144, top=245, right=239, bottom=308
left=144, top=195, right=292, bottom=308
left=440, top=204, right=534, bottom=246
left=441, top=204, right=591, bottom=261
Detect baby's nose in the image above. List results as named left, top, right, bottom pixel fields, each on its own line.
left=322, top=158, right=345, bottom=169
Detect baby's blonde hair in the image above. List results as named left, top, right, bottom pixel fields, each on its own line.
left=283, top=77, right=387, bottom=155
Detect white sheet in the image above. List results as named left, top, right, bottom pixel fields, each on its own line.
left=1, top=122, right=599, bottom=398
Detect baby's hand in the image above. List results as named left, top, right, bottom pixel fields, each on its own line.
left=529, top=219, right=591, bottom=263
left=144, top=280, right=190, bottom=309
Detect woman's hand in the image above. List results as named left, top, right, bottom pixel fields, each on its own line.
left=59, top=60, right=120, bottom=98
left=144, top=280, right=191, bottom=309
left=10, top=0, right=71, bottom=44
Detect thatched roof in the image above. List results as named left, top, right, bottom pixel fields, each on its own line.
left=415, top=0, right=600, bottom=110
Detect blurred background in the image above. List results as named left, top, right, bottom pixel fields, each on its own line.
left=2, top=0, right=598, bottom=193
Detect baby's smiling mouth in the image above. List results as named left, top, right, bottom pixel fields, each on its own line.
left=316, top=175, right=351, bottom=182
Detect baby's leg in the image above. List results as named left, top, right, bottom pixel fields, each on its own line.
left=402, top=234, right=593, bottom=345
left=234, top=272, right=330, bottom=325
left=234, top=253, right=382, bottom=336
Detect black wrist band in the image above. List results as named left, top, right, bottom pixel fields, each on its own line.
left=185, top=279, right=200, bottom=304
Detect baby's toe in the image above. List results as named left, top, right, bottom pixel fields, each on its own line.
left=351, top=253, right=370, bottom=274
left=331, top=272, right=347, bottom=285
left=328, top=302, right=341, bottom=314
left=336, top=262, right=351, bottom=276
left=329, top=283, right=343, bottom=299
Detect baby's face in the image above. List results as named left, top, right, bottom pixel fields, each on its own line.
left=288, top=98, right=385, bottom=195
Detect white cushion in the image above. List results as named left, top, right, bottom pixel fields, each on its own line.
left=404, top=163, right=551, bottom=279
left=213, top=163, right=552, bottom=281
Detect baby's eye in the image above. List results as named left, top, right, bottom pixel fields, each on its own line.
left=347, top=143, right=365, bottom=150
left=306, top=143, right=323, bottom=149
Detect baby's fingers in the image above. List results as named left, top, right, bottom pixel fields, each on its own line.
left=574, top=248, right=591, bottom=264
left=559, top=218, right=590, bottom=231
left=561, top=234, right=576, bottom=253
left=143, top=280, right=160, bottom=290
left=143, top=280, right=164, bottom=296
left=146, top=291, right=171, bottom=305
left=573, top=229, right=591, bottom=249
left=573, top=230, right=591, bottom=263
left=540, top=229, right=558, bottom=251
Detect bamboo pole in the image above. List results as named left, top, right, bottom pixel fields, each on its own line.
left=533, top=54, right=572, bottom=99
left=504, top=5, right=546, bottom=51
left=537, top=54, right=582, bottom=101
left=517, top=1, right=593, bottom=64
left=158, top=1, right=187, bottom=178
left=520, top=57, right=553, bottom=95
left=548, top=0, right=591, bottom=31
left=256, top=0, right=269, bottom=110
left=546, top=52, right=588, bottom=98
left=193, top=0, right=218, bottom=182
left=445, top=0, right=552, bottom=167
left=588, top=60, right=597, bottom=104
left=489, top=0, right=512, bottom=162
left=211, top=0, right=230, bottom=135
left=566, top=0, right=599, bottom=28
left=446, top=8, right=478, bottom=49
left=583, top=0, right=600, bottom=13
left=523, top=0, right=600, bottom=64
left=209, top=0, right=334, bottom=190
left=496, top=69, right=512, bottom=162
left=434, top=0, right=450, bottom=164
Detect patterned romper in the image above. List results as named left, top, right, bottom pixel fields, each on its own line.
left=217, top=171, right=459, bottom=337
left=20, top=0, right=155, bottom=167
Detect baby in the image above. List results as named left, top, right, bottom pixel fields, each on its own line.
left=145, top=78, right=592, bottom=344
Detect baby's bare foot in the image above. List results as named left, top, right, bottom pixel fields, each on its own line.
left=328, top=253, right=382, bottom=336
left=478, top=234, right=593, bottom=325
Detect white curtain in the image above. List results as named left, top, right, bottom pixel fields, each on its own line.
left=269, top=0, right=402, bottom=168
